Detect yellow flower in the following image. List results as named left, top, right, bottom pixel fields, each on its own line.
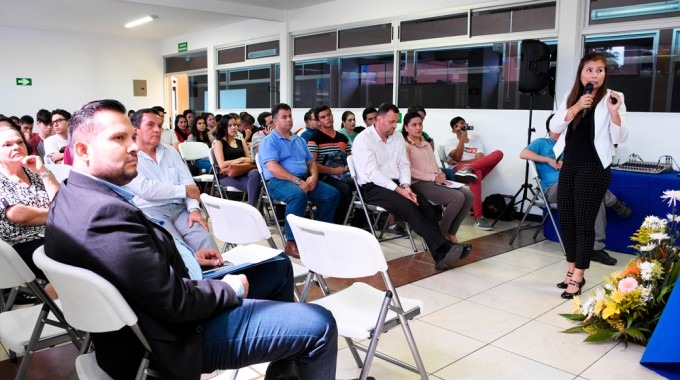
left=572, top=297, right=582, bottom=314
left=594, top=299, right=605, bottom=316
left=602, top=300, right=620, bottom=319
left=610, top=290, right=626, bottom=303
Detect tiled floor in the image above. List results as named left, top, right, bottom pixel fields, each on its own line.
left=0, top=216, right=666, bottom=379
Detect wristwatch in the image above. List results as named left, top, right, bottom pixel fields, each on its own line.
left=39, top=170, right=52, bottom=179
left=294, top=177, right=302, bottom=185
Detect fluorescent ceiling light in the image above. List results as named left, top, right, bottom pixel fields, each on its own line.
left=124, top=15, right=158, bottom=28
left=591, top=1, right=680, bottom=21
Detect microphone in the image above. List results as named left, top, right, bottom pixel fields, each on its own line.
left=582, top=82, right=594, bottom=118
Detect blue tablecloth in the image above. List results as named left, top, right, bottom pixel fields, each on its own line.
left=544, top=170, right=680, bottom=254
left=641, top=281, right=680, bottom=378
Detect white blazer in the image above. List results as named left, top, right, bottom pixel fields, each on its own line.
left=550, top=88, right=629, bottom=168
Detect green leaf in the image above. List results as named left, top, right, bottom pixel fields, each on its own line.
left=563, top=326, right=585, bottom=334
left=560, top=313, right=586, bottom=321
left=625, top=328, right=647, bottom=343
left=584, top=331, right=615, bottom=342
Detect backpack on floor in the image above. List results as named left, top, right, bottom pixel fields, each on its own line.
left=482, top=194, right=516, bottom=221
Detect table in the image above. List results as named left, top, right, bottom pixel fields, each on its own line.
left=543, top=170, right=680, bottom=254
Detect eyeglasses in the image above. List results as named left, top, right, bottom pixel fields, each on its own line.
left=51, top=118, right=67, bottom=125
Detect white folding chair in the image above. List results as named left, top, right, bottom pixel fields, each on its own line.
left=0, top=241, right=84, bottom=380
left=288, top=215, right=428, bottom=380
left=32, top=246, right=162, bottom=380
left=346, top=156, right=419, bottom=252
left=509, top=160, right=566, bottom=254
left=44, top=163, right=72, bottom=183
left=200, top=194, right=328, bottom=300
left=178, top=141, right=214, bottom=191
left=207, top=146, right=247, bottom=200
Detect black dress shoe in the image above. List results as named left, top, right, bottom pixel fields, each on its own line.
left=591, top=250, right=617, bottom=266
left=434, top=243, right=470, bottom=270
left=3, top=290, right=38, bottom=305
left=264, top=359, right=298, bottom=380
left=561, top=279, right=584, bottom=299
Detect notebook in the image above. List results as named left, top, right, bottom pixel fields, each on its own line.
left=202, top=244, right=285, bottom=279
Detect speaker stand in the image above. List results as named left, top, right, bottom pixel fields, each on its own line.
left=491, top=93, right=538, bottom=227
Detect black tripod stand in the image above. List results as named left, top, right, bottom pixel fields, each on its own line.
left=491, top=93, right=538, bottom=227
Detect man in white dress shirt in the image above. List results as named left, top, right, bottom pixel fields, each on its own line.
left=351, top=103, right=472, bottom=270
left=127, top=108, right=217, bottom=251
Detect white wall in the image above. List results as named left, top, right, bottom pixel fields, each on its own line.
left=0, top=26, right=163, bottom=116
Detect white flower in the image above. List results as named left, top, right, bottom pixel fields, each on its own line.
left=649, top=232, right=671, bottom=242
left=581, top=296, right=597, bottom=317
left=639, top=242, right=657, bottom=252
left=661, top=190, right=680, bottom=207
left=605, top=283, right=615, bottom=291
left=667, top=214, right=680, bottom=223
left=640, top=285, right=654, bottom=302
left=638, top=261, right=655, bottom=281
left=642, top=216, right=667, bottom=231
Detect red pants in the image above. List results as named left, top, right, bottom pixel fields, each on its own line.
left=455, top=150, right=504, bottom=219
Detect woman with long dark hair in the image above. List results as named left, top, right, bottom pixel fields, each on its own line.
left=174, top=114, right=190, bottom=142
left=186, top=115, right=213, bottom=173
left=213, top=114, right=261, bottom=207
left=549, top=52, right=628, bottom=299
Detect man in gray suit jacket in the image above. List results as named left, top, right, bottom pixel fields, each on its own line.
left=44, top=99, right=337, bottom=380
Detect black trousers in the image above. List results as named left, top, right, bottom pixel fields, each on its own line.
left=360, top=183, right=449, bottom=258
left=14, top=238, right=46, bottom=280
left=322, top=175, right=354, bottom=225
left=557, top=162, right=611, bottom=270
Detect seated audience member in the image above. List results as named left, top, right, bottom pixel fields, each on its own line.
left=444, top=116, right=504, bottom=231
left=204, top=112, right=217, bottom=137
left=186, top=114, right=214, bottom=174
left=127, top=109, right=135, bottom=119
left=352, top=103, right=471, bottom=270
left=308, top=106, right=353, bottom=224
left=9, top=116, right=20, bottom=126
left=0, top=117, right=59, bottom=298
left=152, top=106, right=166, bottom=126
left=29, top=109, right=54, bottom=159
left=250, top=111, right=274, bottom=156
left=359, top=107, right=378, bottom=134
left=338, top=110, right=359, bottom=144
left=402, top=112, right=473, bottom=243
left=174, top=113, right=191, bottom=143
left=127, top=108, right=218, bottom=252
left=213, top=114, right=261, bottom=207
left=160, top=120, right=180, bottom=152
left=239, top=111, right=256, bottom=143
left=45, top=99, right=337, bottom=380
left=404, top=105, right=434, bottom=149
left=183, top=108, right=196, bottom=129
left=520, top=121, right=630, bottom=266
left=43, top=109, right=71, bottom=164
left=299, top=108, right=319, bottom=142
left=19, top=115, right=36, bottom=145
left=258, top=103, right=340, bottom=258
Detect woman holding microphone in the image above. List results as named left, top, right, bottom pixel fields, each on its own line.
left=550, top=52, right=628, bottom=299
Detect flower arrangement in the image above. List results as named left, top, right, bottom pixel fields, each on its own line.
left=561, top=190, right=680, bottom=344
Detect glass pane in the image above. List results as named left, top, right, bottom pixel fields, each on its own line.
left=293, top=59, right=339, bottom=108
left=217, top=47, right=245, bottom=65
left=165, top=50, right=208, bottom=74
left=246, top=40, right=279, bottom=59
left=398, top=42, right=556, bottom=110
left=590, top=0, right=680, bottom=25
left=188, top=74, right=208, bottom=114
left=217, top=65, right=278, bottom=109
left=339, top=54, right=394, bottom=108
left=338, top=24, right=392, bottom=49
left=471, top=2, right=556, bottom=36
left=400, top=14, right=468, bottom=42
left=294, top=32, right=337, bottom=55
left=585, top=33, right=658, bottom=112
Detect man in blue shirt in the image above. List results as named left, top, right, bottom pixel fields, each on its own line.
left=258, top=103, right=340, bottom=258
left=520, top=123, right=631, bottom=266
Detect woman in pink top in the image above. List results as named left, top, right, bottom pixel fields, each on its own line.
left=403, top=112, right=473, bottom=243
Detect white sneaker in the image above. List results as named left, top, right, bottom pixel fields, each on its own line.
left=454, top=167, right=478, bottom=183
left=474, top=217, right=493, bottom=231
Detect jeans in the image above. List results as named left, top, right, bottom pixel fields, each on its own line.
left=201, top=253, right=338, bottom=379
left=266, top=178, right=340, bottom=242
left=219, top=169, right=262, bottom=207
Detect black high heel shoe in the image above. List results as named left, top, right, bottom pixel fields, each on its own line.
left=561, top=278, right=585, bottom=299
left=556, top=271, right=573, bottom=289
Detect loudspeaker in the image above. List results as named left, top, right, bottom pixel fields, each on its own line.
left=519, top=39, right=550, bottom=94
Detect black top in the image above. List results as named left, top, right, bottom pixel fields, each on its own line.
left=563, top=109, right=598, bottom=165
left=221, top=139, right=247, bottom=160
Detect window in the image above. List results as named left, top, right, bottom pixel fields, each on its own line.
left=217, top=64, right=280, bottom=109
left=338, top=24, right=392, bottom=48
left=188, top=74, right=208, bottom=114
left=400, top=14, right=468, bottom=42
left=398, top=42, right=557, bottom=110
left=584, top=31, right=675, bottom=112
left=294, top=32, right=337, bottom=55
left=470, top=2, right=556, bottom=36
left=589, top=0, right=680, bottom=25
left=293, top=54, right=394, bottom=108
left=165, top=50, right=207, bottom=74
left=217, top=47, right=245, bottom=65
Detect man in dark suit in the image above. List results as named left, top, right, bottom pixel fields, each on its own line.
left=44, top=99, right=337, bottom=380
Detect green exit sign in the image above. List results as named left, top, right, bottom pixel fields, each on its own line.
left=16, top=78, right=32, bottom=86
left=178, top=42, right=188, bottom=53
